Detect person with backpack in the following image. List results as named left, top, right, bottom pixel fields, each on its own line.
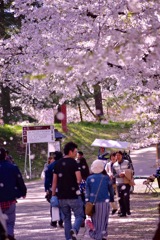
left=44, top=151, right=64, bottom=228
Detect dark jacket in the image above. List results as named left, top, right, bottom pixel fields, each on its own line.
left=44, top=161, right=57, bottom=192
left=77, top=157, right=90, bottom=180
left=0, top=160, right=27, bottom=202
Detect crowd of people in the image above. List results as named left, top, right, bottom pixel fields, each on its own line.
left=42, top=142, right=135, bottom=240
left=0, top=142, right=159, bottom=240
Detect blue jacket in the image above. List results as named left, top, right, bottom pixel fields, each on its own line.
left=0, top=160, right=27, bottom=202
left=85, top=173, right=114, bottom=203
left=44, top=161, right=57, bottom=192
left=154, top=167, right=160, bottom=177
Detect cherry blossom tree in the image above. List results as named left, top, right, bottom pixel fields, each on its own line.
left=1, top=0, right=160, bottom=145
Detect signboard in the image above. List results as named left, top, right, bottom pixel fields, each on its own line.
left=22, top=125, right=55, bottom=144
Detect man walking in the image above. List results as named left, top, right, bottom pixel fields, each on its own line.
left=52, top=142, right=84, bottom=240
left=0, top=148, right=27, bottom=240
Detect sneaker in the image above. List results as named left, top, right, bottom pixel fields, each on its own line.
left=86, top=219, right=94, bottom=230
left=112, top=209, right=118, bottom=215
left=8, top=235, right=16, bottom=240
left=118, top=210, right=121, bottom=215
left=70, top=229, right=77, bottom=240
left=59, top=224, right=64, bottom=228
left=127, top=211, right=131, bottom=215
left=50, top=222, right=57, bottom=228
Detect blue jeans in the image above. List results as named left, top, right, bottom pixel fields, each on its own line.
left=2, top=203, right=16, bottom=237
left=59, top=197, right=84, bottom=240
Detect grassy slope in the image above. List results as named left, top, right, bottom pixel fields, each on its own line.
left=0, top=121, right=133, bottom=178
left=55, top=121, right=132, bottom=161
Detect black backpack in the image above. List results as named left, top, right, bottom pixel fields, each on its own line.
left=123, top=151, right=134, bottom=174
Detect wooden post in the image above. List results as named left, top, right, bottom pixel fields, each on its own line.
left=61, top=104, right=68, bottom=132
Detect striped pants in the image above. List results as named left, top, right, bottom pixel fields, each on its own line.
left=89, top=201, right=110, bottom=240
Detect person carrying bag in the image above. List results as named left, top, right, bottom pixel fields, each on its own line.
left=85, top=160, right=114, bottom=240
left=85, top=176, right=104, bottom=217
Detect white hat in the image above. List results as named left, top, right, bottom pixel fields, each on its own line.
left=90, top=160, right=105, bottom=174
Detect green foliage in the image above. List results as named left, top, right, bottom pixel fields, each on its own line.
left=9, top=110, right=37, bottom=123
left=65, top=66, right=73, bottom=73
left=29, top=74, right=46, bottom=80
left=55, top=121, right=133, bottom=164
left=1, top=1, right=21, bottom=38
left=0, top=124, right=23, bottom=167
left=0, top=121, right=133, bottom=178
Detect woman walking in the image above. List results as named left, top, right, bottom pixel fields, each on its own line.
left=85, top=160, right=114, bottom=240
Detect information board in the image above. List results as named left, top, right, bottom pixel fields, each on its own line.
left=22, top=125, right=55, bottom=144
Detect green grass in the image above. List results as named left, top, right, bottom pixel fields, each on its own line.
left=0, top=121, right=133, bottom=178
left=55, top=121, right=133, bottom=158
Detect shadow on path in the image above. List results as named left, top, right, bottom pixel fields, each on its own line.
left=14, top=180, right=159, bottom=240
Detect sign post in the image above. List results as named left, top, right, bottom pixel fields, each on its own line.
left=22, top=125, right=55, bottom=179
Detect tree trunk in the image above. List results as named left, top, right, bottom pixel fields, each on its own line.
left=0, top=0, right=5, bottom=38
left=78, top=103, right=83, bottom=122
left=93, top=83, right=104, bottom=122
left=1, top=86, right=12, bottom=124
left=77, top=86, right=97, bottom=119
left=0, top=2, right=11, bottom=124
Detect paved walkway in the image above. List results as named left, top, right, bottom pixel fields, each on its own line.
left=14, top=147, right=160, bottom=240
left=15, top=179, right=159, bottom=240
left=130, top=146, right=158, bottom=176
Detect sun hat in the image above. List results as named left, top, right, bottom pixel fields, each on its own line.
left=90, top=160, right=105, bottom=174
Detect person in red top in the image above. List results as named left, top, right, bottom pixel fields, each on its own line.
left=0, top=148, right=27, bottom=240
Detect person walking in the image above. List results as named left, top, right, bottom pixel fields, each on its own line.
left=52, top=142, right=84, bottom=240
left=41, top=156, right=54, bottom=180
left=105, top=152, right=118, bottom=214
left=76, top=151, right=90, bottom=181
left=85, top=159, right=114, bottom=240
left=44, top=151, right=64, bottom=228
left=113, top=151, right=133, bottom=217
left=0, top=147, right=27, bottom=240
left=76, top=151, right=90, bottom=227
left=0, top=207, right=8, bottom=240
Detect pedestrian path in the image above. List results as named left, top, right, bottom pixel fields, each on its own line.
left=14, top=179, right=159, bottom=240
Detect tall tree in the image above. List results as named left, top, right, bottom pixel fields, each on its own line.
left=0, top=0, right=21, bottom=123
left=0, top=0, right=160, bottom=145
left=0, top=0, right=5, bottom=38
left=0, top=0, right=11, bottom=123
